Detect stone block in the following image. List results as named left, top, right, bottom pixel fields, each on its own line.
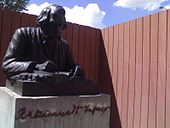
left=0, top=87, right=110, bottom=128
left=6, top=79, right=99, bottom=96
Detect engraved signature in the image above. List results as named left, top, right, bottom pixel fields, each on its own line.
left=15, top=105, right=110, bottom=120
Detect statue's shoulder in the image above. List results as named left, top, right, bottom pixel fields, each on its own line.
left=14, top=27, right=39, bottom=36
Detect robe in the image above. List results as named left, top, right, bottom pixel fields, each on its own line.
left=2, top=27, right=75, bottom=77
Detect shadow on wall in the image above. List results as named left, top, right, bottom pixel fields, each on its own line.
left=99, top=34, right=122, bottom=128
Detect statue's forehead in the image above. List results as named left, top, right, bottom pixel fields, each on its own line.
left=51, top=10, right=65, bottom=19
left=50, top=8, right=62, bottom=16
left=50, top=6, right=58, bottom=12
left=51, top=9, right=57, bottom=14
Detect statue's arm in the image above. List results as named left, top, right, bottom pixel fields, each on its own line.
left=2, top=28, right=36, bottom=77
left=65, top=43, right=76, bottom=71
left=65, top=42, right=85, bottom=77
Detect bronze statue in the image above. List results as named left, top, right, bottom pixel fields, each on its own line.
left=2, top=4, right=99, bottom=96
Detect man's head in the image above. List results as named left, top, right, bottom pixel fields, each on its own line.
left=36, top=4, right=66, bottom=36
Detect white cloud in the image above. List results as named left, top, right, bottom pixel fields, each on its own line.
left=23, top=2, right=51, bottom=15
left=64, top=4, right=106, bottom=28
left=113, top=0, right=168, bottom=11
left=23, top=2, right=106, bottom=28
left=164, top=4, right=170, bottom=10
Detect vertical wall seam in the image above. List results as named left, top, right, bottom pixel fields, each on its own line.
left=132, top=19, right=137, bottom=128
left=155, top=12, right=159, bottom=128
left=139, top=17, right=144, bottom=128
left=126, top=21, right=130, bottom=128
left=165, top=10, right=168, bottom=128
left=147, top=14, right=151, bottom=128
left=120, top=23, right=125, bottom=125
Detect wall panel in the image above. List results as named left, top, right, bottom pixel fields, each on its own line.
left=140, top=15, right=150, bottom=128
left=148, top=13, right=159, bottom=128
left=133, top=17, right=143, bottom=128
left=166, top=10, right=170, bottom=128
left=0, top=8, right=13, bottom=86
left=121, top=22, right=129, bottom=128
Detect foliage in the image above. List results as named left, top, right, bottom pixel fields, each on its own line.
left=0, top=0, right=29, bottom=11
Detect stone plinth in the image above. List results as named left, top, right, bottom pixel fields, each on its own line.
left=0, top=87, right=110, bottom=128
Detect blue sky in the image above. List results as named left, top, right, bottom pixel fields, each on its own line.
left=25, top=0, right=170, bottom=28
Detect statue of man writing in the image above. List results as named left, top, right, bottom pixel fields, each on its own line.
left=2, top=4, right=99, bottom=96
left=2, top=4, right=84, bottom=81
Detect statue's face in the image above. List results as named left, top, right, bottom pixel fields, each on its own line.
left=45, top=9, right=66, bottom=36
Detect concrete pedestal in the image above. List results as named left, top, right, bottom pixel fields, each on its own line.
left=0, top=87, right=110, bottom=128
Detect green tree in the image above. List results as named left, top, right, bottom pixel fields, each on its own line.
left=0, top=0, right=29, bottom=11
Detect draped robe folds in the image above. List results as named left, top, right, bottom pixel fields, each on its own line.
left=2, top=27, right=75, bottom=78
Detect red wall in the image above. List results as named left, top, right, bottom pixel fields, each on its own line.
left=100, top=10, right=170, bottom=128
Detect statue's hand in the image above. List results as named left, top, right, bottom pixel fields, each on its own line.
left=70, top=64, right=85, bottom=77
left=36, top=60, right=57, bottom=72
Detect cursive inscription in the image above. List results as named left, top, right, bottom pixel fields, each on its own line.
left=15, top=105, right=110, bottom=120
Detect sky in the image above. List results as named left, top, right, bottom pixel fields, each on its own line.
left=24, top=0, right=170, bottom=29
